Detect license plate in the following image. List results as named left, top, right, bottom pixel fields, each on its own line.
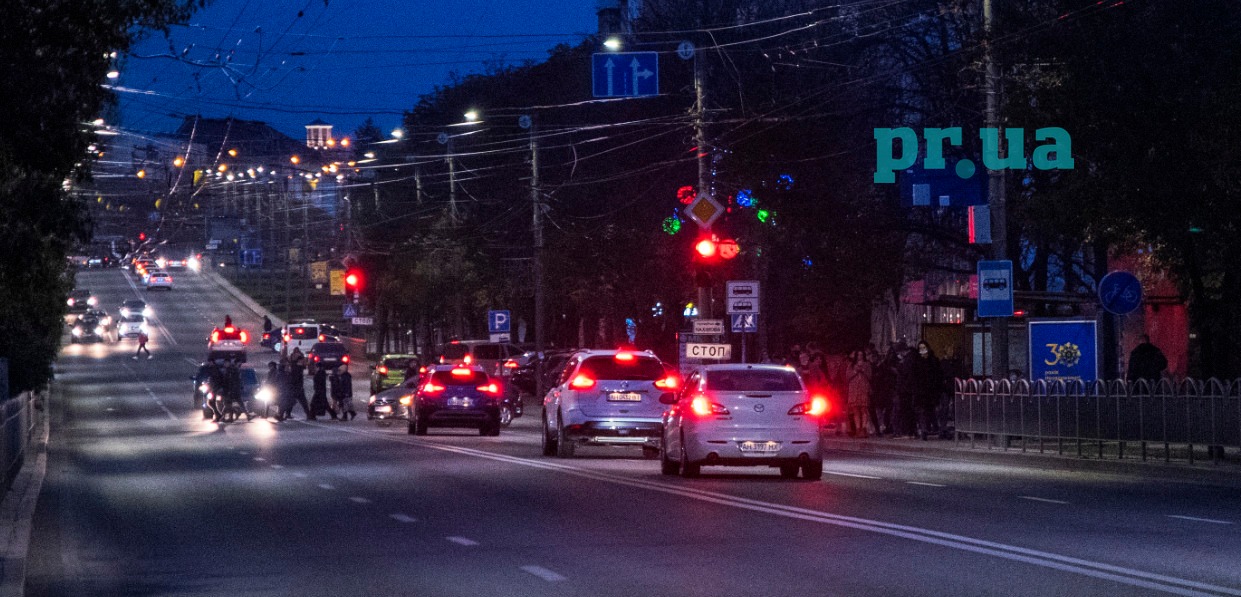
left=739, top=441, right=781, bottom=453
left=375, top=405, right=392, bottom=413
left=448, top=396, right=472, bottom=407
left=607, top=392, right=642, bottom=402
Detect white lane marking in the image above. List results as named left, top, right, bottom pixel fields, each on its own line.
left=323, top=427, right=1241, bottom=597
left=521, top=566, right=566, bottom=582
left=390, top=514, right=417, bottom=523
left=318, top=483, right=335, bottom=490
left=1168, top=515, right=1232, bottom=526
left=270, top=465, right=284, bottom=470
left=906, top=481, right=946, bottom=488
left=1020, top=496, right=1069, bottom=505
left=239, top=451, right=249, bottom=455
left=293, top=472, right=308, bottom=478
left=143, top=388, right=177, bottom=421
left=106, top=408, right=116, bottom=412
left=446, top=537, right=478, bottom=546
left=184, top=357, right=200, bottom=366
left=349, top=497, right=371, bottom=504
left=823, top=470, right=883, bottom=480
left=253, top=457, right=266, bottom=462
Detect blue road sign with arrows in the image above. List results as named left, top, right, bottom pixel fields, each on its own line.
left=592, top=52, right=659, bottom=98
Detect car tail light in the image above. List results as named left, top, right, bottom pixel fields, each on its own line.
left=342, top=355, right=350, bottom=364
left=313, top=355, right=321, bottom=362
left=421, top=382, right=446, bottom=395
left=476, top=382, right=500, bottom=396
left=419, top=366, right=427, bottom=374
left=399, top=394, right=413, bottom=405
left=690, top=395, right=729, bottom=416
left=319, top=334, right=326, bottom=342
left=210, top=330, right=220, bottom=343
left=239, top=330, right=249, bottom=343
left=262, top=332, right=271, bottom=340
left=569, top=374, right=595, bottom=390
left=451, top=367, right=472, bottom=377
left=377, top=365, right=388, bottom=375
left=789, top=396, right=831, bottom=417
left=224, top=326, right=235, bottom=333
left=503, top=360, right=518, bottom=369
left=463, top=355, right=473, bottom=365
left=654, top=375, right=679, bottom=390
left=614, top=351, right=635, bottom=361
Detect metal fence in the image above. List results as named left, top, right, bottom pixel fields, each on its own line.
left=953, top=378, right=1241, bottom=463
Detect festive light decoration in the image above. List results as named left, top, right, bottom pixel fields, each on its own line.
left=736, top=188, right=756, bottom=208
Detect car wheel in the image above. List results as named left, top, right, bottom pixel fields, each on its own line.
left=499, top=405, right=514, bottom=427
left=779, top=464, right=800, bottom=479
left=660, top=438, right=680, bottom=476
left=555, top=413, right=575, bottom=458
left=802, top=459, right=823, bottom=480
left=679, top=438, right=700, bottom=478
left=642, top=446, right=660, bottom=460
left=541, top=412, right=558, bottom=456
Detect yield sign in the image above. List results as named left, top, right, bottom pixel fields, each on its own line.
left=684, top=193, right=723, bottom=229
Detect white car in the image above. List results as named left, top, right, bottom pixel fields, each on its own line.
left=275, top=322, right=319, bottom=354
left=541, top=349, right=677, bottom=458
left=145, top=272, right=174, bottom=290
left=117, top=315, right=147, bottom=338
left=659, top=364, right=827, bottom=480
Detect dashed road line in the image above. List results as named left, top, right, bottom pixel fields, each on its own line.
left=907, top=481, right=946, bottom=487
left=1168, top=515, right=1232, bottom=525
left=318, top=483, right=335, bottom=490
left=1020, top=496, right=1069, bottom=505
left=253, top=457, right=266, bottom=462
left=521, top=565, right=566, bottom=582
left=823, top=470, right=883, bottom=480
left=390, top=514, right=417, bottom=523
left=292, top=472, right=308, bottom=478
left=446, top=537, right=478, bottom=546
left=270, top=464, right=284, bottom=470
left=349, top=497, right=371, bottom=504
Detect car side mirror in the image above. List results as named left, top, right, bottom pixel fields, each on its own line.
left=659, top=392, right=677, bottom=405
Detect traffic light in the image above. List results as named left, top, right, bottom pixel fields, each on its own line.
left=694, top=238, right=718, bottom=259
left=138, top=232, right=146, bottom=241
left=345, top=269, right=362, bottom=297
left=692, top=235, right=739, bottom=262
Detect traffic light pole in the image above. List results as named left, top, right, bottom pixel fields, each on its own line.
left=530, top=119, right=547, bottom=400
left=985, top=0, right=1009, bottom=376
left=694, top=44, right=711, bottom=320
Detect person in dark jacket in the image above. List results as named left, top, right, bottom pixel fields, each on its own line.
left=331, top=365, right=357, bottom=421
left=310, top=363, right=332, bottom=420
left=223, top=359, right=248, bottom=420
left=869, top=347, right=897, bottom=436
left=287, top=352, right=311, bottom=420
left=911, top=340, right=944, bottom=440
left=1127, top=335, right=1168, bottom=384
left=892, top=342, right=916, bottom=437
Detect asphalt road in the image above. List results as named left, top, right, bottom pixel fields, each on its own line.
left=24, top=268, right=1241, bottom=596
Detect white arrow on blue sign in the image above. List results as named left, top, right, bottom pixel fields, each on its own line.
left=487, top=310, right=511, bottom=334
left=592, top=52, right=659, bottom=98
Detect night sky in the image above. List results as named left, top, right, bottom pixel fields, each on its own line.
left=116, top=0, right=599, bottom=140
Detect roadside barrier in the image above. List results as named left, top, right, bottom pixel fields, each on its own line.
left=953, top=378, right=1240, bottom=464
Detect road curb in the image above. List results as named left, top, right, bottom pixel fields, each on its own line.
left=0, top=393, right=50, bottom=597
left=822, top=437, right=1241, bottom=487
left=202, top=270, right=286, bottom=329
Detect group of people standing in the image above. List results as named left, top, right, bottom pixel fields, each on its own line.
left=787, top=340, right=949, bottom=441
left=262, top=347, right=356, bottom=422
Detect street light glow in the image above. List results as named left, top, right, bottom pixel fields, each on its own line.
left=391, top=128, right=404, bottom=139
left=464, top=110, right=480, bottom=122
left=172, top=156, right=185, bottom=167
left=604, top=37, right=622, bottom=51
left=106, top=70, right=119, bottom=79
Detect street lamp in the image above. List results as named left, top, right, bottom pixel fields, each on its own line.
left=603, top=37, right=623, bottom=51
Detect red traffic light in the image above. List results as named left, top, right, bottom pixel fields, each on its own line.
left=345, top=270, right=362, bottom=289
left=138, top=232, right=146, bottom=241
left=694, top=238, right=717, bottom=259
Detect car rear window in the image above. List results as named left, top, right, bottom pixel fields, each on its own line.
left=705, top=369, right=802, bottom=392
left=312, top=343, right=346, bottom=355
left=579, top=356, right=665, bottom=381
left=289, top=326, right=318, bottom=339
left=440, top=344, right=470, bottom=360
left=430, top=370, right=489, bottom=386
left=384, top=357, right=414, bottom=369
left=473, top=344, right=502, bottom=360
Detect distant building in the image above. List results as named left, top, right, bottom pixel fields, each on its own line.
left=306, top=118, right=333, bottom=149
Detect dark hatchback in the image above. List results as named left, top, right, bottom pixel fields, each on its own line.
left=407, top=366, right=503, bottom=436
left=308, top=342, right=350, bottom=368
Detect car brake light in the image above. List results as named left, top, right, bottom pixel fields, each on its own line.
left=614, top=352, right=635, bottom=361
left=295, top=328, right=304, bottom=334
left=224, top=326, right=235, bottom=333
left=654, top=375, right=679, bottom=390
left=476, top=383, right=500, bottom=395
left=211, top=330, right=220, bottom=343
left=421, top=382, right=446, bottom=394
left=239, top=330, right=249, bottom=343
left=342, top=355, right=350, bottom=363
left=504, top=360, right=518, bottom=369
left=451, top=367, right=472, bottom=377
left=319, top=334, right=326, bottom=342
left=690, top=395, right=729, bottom=416
left=377, top=365, right=388, bottom=375
left=262, top=332, right=270, bottom=340
left=399, top=395, right=413, bottom=405
left=313, top=355, right=321, bottom=362
left=419, top=366, right=427, bottom=374
left=463, top=355, right=473, bottom=365
left=789, top=396, right=831, bottom=416
left=569, top=374, right=596, bottom=390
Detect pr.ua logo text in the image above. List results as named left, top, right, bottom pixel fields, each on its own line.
left=873, top=127, right=1073, bottom=184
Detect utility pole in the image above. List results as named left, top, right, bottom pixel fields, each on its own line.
left=694, top=42, right=711, bottom=320
left=526, top=115, right=546, bottom=399
left=446, top=135, right=458, bottom=225
left=984, top=0, right=1009, bottom=376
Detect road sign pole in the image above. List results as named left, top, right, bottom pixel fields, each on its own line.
left=741, top=332, right=747, bottom=364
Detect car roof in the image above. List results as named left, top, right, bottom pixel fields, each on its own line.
left=571, top=349, right=659, bottom=359
left=698, top=363, right=798, bottom=372
left=381, top=353, right=418, bottom=359
left=310, top=342, right=346, bottom=350
left=122, top=299, right=145, bottom=305
left=427, top=363, right=484, bottom=372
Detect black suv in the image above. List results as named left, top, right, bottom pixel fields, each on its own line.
left=408, top=365, right=503, bottom=436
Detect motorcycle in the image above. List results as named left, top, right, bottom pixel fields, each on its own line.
left=206, top=390, right=251, bottom=423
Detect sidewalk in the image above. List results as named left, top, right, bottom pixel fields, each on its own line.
left=821, top=427, right=1241, bottom=486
